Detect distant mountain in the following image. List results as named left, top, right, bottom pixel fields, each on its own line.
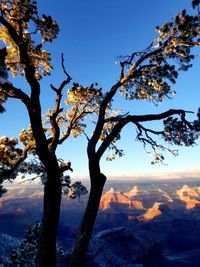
left=178, top=184, right=199, bottom=198
left=28, top=190, right=44, bottom=199
left=123, top=186, right=138, bottom=199
left=0, top=187, right=43, bottom=211
left=1, top=181, right=200, bottom=266
left=176, top=184, right=200, bottom=209
left=99, top=187, right=143, bottom=210
left=99, top=187, right=131, bottom=210
left=0, top=188, right=27, bottom=209
left=157, top=188, right=173, bottom=203
left=139, top=202, right=162, bottom=221
left=139, top=202, right=174, bottom=221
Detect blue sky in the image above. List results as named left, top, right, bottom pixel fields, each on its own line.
left=1, top=0, right=200, bottom=180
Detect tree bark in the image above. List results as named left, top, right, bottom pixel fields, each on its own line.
left=28, top=109, right=62, bottom=267
left=69, top=170, right=106, bottom=267
left=38, top=172, right=62, bottom=267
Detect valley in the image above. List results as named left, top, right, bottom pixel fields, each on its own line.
left=1, top=179, right=200, bottom=266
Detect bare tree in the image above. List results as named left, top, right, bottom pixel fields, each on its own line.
left=69, top=7, right=200, bottom=267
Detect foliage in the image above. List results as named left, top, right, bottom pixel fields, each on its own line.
left=0, top=134, right=87, bottom=199
left=0, top=91, right=7, bottom=113
left=0, top=184, right=7, bottom=196
left=163, top=116, right=199, bottom=146
left=1, top=222, right=65, bottom=267
left=0, top=135, right=38, bottom=187
left=0, top=0, right=90, bottom=265
left=43, top=82, right=104, bottom=141
left=0, top=0, right=199, bottom=179
left=61, top=8, right=200, bottom=164
left=119, top=9, right=200, bottom=103
left=0, top=1, right=200, bottom=266
left=0, top=0, right=59, bottom=79
left=192, top=0, right=200, bottom=10
left=76, top=7, right=200, bottom=163
left=69, top=4, right=200, bottom=265
left=0, top=136, right=23, bottom=166
left=66, top=181, right=88, bottom=199
left=0, top=1, right=90, bottom=198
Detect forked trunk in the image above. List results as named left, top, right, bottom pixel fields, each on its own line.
left=69, top=172, right=106, bottom=267
left=38, top=172, right=62, bottom=267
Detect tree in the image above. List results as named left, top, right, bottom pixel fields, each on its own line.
left=0, top=1, right=94, bottom=266
left=0, top=135, right=87, bottom=198
left=0, top=0, right=63, bottom=264
left=69, top=6, right=200, bottom=267
left=1, top=2, right=200, bottom=267
left=2, top=222, right=65, bottom=267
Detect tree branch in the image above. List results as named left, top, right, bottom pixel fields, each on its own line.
left=0, top=15, right=20, bottom=45
left=104, top=109, right=193, bottom=125
left=125, top=109, right=193, bottom=125
left=89, top=47, right=163, bottom=151
left=58, top=104, right=79, bottom=144
left=49, top=54, right=72, bottom=152
left=96, top=121, right=126, bottom=159
left=58, top=93, right=97, bottom=145
left=0, top=82, right=31, bottom=107
left=135, top=121, right=163, bottom=151
left=96, top=108, right=193, bottom=160
left=0, top=141, right=35, bottom=182
left=135, top=121, right=164, bottom=136
left=0, top=14, right=39, bottom=99
left=0, top=15, right=51, bottom=168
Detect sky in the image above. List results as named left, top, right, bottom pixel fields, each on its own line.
left=1, top=0, right=200, bottom=180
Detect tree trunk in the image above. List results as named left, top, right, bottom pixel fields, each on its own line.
left=69, top=171, right=106, bottom=267
left=38, top=171, right=62, bottom=267
left=27, top=107, right=62, bottom=266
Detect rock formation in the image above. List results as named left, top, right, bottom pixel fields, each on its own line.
left=176, top=185, right=200, bottom=209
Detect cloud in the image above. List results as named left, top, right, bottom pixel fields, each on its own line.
left=106, top=168, right=200, bottom=180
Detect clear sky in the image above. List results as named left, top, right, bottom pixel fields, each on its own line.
left=1, top=0, right=200, bottom=180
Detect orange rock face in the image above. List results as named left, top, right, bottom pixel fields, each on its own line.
left=100, top=187, right=144, bottom=210
left=176, top=185, right=200, bottom=209
left=100, top=188, right=131, bottom=210
left=141, top=202, right=162, bottom=221
left=123, top=186, right=138, bottom=199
